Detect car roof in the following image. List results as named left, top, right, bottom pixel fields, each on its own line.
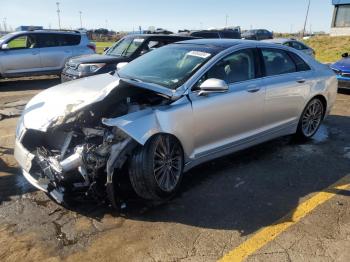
left=11, top=30, right=82, bottom=35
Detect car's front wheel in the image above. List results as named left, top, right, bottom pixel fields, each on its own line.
left=295, top=98, right=325, bottom=139
left=129, top=134, right=184, bottom=200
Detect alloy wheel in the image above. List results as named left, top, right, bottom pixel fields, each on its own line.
left=301, top=99, right=324, bottom=137
left=153, top=136, right=183, bottom=192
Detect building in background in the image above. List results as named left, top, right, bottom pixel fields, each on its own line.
left=331, top=0, right=350, bottom=36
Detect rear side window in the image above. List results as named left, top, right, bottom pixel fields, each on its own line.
left=56, top=34, right=81, bottom=46
left=288, top=52, right=311, bottom=72
left=261, top=48, right=296, bottom=76
left=36, top=34, right=81, bottom=47
left=191, top=32, right=220, bottom=38
left=220, top=31, right=240, bottom=39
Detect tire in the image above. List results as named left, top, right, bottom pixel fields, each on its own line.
left=295, top=98, right=325, bottom=140
left=129, top=134, right=184, bottom=200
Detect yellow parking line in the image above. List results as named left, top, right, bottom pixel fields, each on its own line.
left=219, top=174, right=350, bottom=262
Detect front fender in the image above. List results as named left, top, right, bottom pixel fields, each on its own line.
left=102, top=108, right=162, bottom=145
left=102, top=97, right=194, bottom=161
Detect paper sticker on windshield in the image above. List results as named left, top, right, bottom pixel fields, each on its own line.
left=187, top=51, right=211, bottom=59
left=133, top=38, right=145, bottom=43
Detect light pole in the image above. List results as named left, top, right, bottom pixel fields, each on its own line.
left=225, top=14, right=229, bottom=28
left=3, top=17, right=7, bottom=33
left=79, top=11, right=83, bottom=28
left=56, top=2, right=61, bottom=30
left=302, top=0, right=311, bottom=37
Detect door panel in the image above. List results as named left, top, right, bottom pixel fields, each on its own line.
left=190, top=80, right=265, bottom=158
left=260, top=48, right=313, bottom=130
left=262, top=73, right=309, bottom=129
left=0, top=35, right=41, bottom=75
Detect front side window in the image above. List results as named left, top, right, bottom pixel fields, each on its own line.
left=200, top=49, right=256, bottom=84
left=334, top=5, right=350, bottom=27
left=261, top=48, right=296, bottom=76
left=118, top=44, right=216, bottom=89
left=6, top=35, right=37, bottom=49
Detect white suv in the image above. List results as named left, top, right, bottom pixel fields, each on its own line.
left=0, top=30, right=95, bottom=78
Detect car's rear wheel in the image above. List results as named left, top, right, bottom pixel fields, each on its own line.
left=129, top=134, right=184, bottom=200
left=296, top=98, right=325, bottom=139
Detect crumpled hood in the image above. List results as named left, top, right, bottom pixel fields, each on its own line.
left=332, top=58, right=350, bottom=71
left=23, top=73, right=120, bottom=131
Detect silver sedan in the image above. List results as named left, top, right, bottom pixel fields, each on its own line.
left=14, top=39, right=337, bottom=206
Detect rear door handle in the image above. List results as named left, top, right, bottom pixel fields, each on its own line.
left=32, top=51, right=39, bottom=55
left=296, top=79, right=306, bottom=83
left=247, top=85, right=261, bottom=93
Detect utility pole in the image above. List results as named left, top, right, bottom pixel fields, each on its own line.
left=56, top=2, right=61, bottom=29
left=302, top=0, right=311, bottom=37
left=79, top=11, right=83, bottom=28
left=3, top=17, right=7, bottom=33
left=225, top=14, right=229, bottom=28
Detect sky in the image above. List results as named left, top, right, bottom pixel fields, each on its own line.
left=0, top=0, right=334, bottom=33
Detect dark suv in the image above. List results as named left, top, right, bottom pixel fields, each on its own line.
left=241, top=29, right=273, bottom=40
left=189, top=29, right=241, bottom=39
left=61, top=34, right=193, bottom=82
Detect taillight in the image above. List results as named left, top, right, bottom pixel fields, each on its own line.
left=87, top=44, right=96, bottom=52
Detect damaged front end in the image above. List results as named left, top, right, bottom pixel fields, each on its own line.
left=14, top=76, right=173, bottom=207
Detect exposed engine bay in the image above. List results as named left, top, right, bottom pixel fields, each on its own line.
left=19, top=80, right=172, bottom=207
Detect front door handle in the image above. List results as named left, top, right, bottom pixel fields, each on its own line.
left=32, top=51, right=39, bottom=55
left=296, top=79, right=306, bottom=83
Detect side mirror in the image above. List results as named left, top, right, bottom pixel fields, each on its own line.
left=342, top=52, right=349, bottom=58
left=116, top=62, right=128, bottom=70
left=1, top=44, right=9, bottom=50
left=198, top=78, right=229, bottom=96
left=103, top=47, right=109, bottom=52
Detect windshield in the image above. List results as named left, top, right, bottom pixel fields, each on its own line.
left=118, top=44, right=216, bottom=89
left=105, top=37, right=144, bottom=57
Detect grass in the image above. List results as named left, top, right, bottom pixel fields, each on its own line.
left=94, top=41, right=114, bottom=54
left=303, top=36, right=350, bottom=63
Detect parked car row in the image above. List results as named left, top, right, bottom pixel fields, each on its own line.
left=14, top=38, right=337, bottom=206
left=0, top=28, right=318, bottom=81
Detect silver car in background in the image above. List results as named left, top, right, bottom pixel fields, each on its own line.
left=262, top=38, right=315, bottom=57
left=0, top=30, right=95, bottom=78
left=14, top=39, right=337, bottom=207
